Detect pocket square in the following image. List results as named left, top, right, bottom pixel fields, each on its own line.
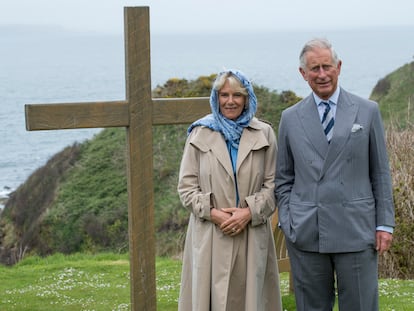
left=351, top=124, right=363, bottom=132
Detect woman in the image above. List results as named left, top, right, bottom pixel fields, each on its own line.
left=177, top=69, right=282, bottom=311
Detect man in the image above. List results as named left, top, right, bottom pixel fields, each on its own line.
left=275, top=38, right=395, bottom=311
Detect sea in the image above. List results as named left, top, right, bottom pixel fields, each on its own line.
left=1, top=25, right=414, bottom=207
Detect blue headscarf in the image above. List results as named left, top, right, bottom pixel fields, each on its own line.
left=187, top=69, right=257, bottom=149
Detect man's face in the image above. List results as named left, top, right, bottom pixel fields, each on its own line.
left=299, top=47, right=342, bottom=100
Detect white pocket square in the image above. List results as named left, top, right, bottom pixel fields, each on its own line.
left=351, top=124, right=363, bottom=132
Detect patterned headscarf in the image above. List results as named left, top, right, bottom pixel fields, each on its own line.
left=187, top=69, right=257, bottom=149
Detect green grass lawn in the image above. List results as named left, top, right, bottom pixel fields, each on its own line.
left=0, top=253, right=413, bottom=310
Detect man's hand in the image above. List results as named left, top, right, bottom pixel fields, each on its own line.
left=376, top=231, right=393, bottom=255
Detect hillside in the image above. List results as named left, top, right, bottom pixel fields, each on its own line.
left=0, top=75, right=299, bottom=264
left=371, top=61, right=414, bottom=128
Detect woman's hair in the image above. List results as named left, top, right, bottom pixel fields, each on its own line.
left=299, top=38, right=340, bottom=69
left=213, top=72, right=248, bottom=98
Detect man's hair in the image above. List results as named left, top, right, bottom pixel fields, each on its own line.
left=299, top=38, right=340, bottom=69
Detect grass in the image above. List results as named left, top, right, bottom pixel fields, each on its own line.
left=0, top=253, right=413, bottom=310
left=0, top=253, right=131, bottom=311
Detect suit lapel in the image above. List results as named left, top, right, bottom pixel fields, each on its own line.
left=320, top=89, right=359, bottom=178
left=298, top=96, right=329, bottom=159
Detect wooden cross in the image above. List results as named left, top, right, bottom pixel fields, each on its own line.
left=25, top=7, right=210, bottom=310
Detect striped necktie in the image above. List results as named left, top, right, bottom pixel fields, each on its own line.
left=321, top=101, right=334, bottom=142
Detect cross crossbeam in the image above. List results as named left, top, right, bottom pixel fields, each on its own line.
left=25, top=97, right=210, bottom=130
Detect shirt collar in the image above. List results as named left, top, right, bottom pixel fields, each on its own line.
left=313, top=87, right=340, bottom=106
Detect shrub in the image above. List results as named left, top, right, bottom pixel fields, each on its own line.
left=379, top=126, right=414, bottom=279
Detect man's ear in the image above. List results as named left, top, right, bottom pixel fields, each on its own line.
left=336, top=60, right=342, bottom=75
left=299, top=67, right=307, bottom=81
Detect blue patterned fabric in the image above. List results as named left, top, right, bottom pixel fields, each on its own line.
left=321, top=101, right=335, bottom=142
left=187, top=69, right=257, bottom=149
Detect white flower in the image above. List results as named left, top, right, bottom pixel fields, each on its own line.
left=351, top=123, right=363, bottom=132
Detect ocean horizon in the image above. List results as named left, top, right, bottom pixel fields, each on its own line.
left=1, top=25, right=414, bottom=206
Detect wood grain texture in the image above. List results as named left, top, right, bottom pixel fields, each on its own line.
left=25, top=97, right=211, bottom=130
left=25, top=101, right=128, bottom=130
left=124, top=7, right=156, bottom=311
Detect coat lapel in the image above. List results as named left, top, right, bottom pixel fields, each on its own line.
left=319, top=89, right=359, bottom=178
left=208, top=132, right=235, bottom=179
left=190, top=129, right=234, bottom=179
left=236, top=119, right=269, bottom=172
left=190, top=119, right=269, bottom=181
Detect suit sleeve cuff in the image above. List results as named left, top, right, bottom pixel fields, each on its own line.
left=376, top=225, right=393, bottom=234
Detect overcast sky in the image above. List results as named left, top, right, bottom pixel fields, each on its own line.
left=1, top=0, right=414, bottom=34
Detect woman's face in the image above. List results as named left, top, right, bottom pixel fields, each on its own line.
left=218, top=80, right=246, bottom=120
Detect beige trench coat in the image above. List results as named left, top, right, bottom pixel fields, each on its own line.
left=178, top=118, right=282, bottom=311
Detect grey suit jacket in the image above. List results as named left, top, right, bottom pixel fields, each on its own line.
left=275, top=88, right=395, bottom=253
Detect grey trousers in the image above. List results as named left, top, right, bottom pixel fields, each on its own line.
left=286, top=240, right=379, bottom=311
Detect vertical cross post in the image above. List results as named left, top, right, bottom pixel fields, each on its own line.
left=124, top=7, right=156, bottom=310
